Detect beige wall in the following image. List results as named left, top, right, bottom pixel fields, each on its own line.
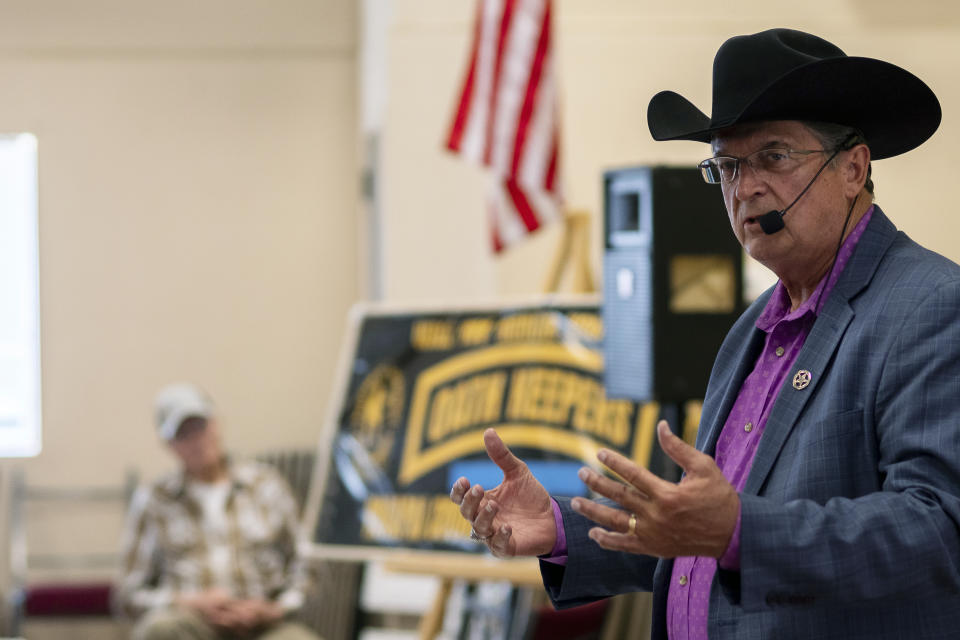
left=0, top=0, right=358, bottom=510
left=382, top=0, right=960, bottom=302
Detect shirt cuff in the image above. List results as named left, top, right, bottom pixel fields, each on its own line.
left=718, top=498, right=742, bottom=570
left=539, top=498, right=568, bottom=565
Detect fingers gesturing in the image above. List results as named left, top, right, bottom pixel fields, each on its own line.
left=571, top=421, right=740, bottom=559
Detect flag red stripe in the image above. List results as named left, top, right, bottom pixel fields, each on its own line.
left=509, top=0, right=551, bottom=178
left=445, top=0, right=486, bottom=151
left=505, top=178, right=541, bottom=232
left=482, top=0, right=517, bottom=165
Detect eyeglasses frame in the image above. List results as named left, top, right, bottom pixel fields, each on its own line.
left=697, top=147, right=836, bottom=185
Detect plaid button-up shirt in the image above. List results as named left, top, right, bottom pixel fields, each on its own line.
left=116, top=460, right=310, bottom=617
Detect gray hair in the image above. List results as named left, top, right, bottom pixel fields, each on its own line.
left=802, top=121, right=874, bottom=196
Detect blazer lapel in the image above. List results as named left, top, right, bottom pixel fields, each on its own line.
left=742, top=301, right=854, bottom=494
left=742, top=206, right=898, bottom=495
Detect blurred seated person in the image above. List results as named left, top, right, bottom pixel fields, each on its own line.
left=116, top=382, right=322, bottom=640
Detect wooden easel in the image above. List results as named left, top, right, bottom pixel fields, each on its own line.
left=542, top=210, right=596, bottom=294
left=383, top=553, right=543, bottom=639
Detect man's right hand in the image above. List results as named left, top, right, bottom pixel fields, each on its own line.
left=449, top=428, right=557, bottom=558
left=178, top=589, right=239, bottom=629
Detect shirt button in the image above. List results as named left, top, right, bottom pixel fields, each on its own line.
left=678, top=575, right=688, bottom=586
left=744, top=422, right=753, bottom=433
left=775, top=347, right=785, bottom=357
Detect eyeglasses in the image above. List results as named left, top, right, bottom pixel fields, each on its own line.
left=698, top=147, right=832, bottom=184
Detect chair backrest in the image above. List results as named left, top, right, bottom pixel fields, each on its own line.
left=252, top=449, right=316, bottom=515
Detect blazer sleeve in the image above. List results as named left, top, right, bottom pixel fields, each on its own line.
left=541, top=497, right=659, bottom=609
left=729, top=278, right=960, bottom=612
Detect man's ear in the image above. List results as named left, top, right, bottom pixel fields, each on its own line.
left=843, top=143, right=871, bottom=198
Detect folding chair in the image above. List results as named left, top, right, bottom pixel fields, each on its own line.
left=5, top=468, right=138, bottom=636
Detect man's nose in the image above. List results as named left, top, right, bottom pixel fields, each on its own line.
left=733, top=160, right=765, bottom=200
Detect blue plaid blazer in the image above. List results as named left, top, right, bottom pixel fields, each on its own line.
left=542, top=207, right=960, bottom=639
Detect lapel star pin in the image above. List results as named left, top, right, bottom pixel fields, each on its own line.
left=793, top=369, right=812, bottom=390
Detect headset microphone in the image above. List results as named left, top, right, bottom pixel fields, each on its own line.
left=755, top=135, right=855, bottom=235
left=756, top=153, right=834, bottom=234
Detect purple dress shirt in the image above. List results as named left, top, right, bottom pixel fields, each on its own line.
left=665, top=205, right=874, bottom=639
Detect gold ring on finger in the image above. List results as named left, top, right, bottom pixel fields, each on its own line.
left=627, top=512, right=637, bottom=536
left=470, top=528, right=490, bottom=543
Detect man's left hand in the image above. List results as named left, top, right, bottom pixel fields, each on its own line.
left=572, top=420, right=739, bottom=559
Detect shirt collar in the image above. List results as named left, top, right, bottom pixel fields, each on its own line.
left=756, top=204, right=875, bottom=332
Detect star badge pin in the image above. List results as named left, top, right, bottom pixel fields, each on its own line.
left=793, top=369, right=812, bottom=390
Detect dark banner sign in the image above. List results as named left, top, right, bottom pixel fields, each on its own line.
left=308, top=299, right=700, bottom=555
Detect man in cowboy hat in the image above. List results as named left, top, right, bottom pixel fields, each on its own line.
left=451, top=28, right=960, bottom=639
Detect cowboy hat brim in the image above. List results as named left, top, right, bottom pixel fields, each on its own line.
left=648, top=56, right=941, bottom=159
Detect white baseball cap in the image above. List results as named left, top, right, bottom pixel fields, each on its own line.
left=154, top=382, right=214, bottom=441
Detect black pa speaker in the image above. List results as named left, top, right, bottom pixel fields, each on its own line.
left=602, top=166, right=744, bottom=402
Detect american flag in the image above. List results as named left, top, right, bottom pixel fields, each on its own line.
left=445, top=0, right=562, bottom=253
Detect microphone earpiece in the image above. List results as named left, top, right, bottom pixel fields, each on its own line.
left=758, top=210, right=786, bottom=234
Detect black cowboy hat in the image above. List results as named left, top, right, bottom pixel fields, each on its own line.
left=647, top=28, right=941, bottom=159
